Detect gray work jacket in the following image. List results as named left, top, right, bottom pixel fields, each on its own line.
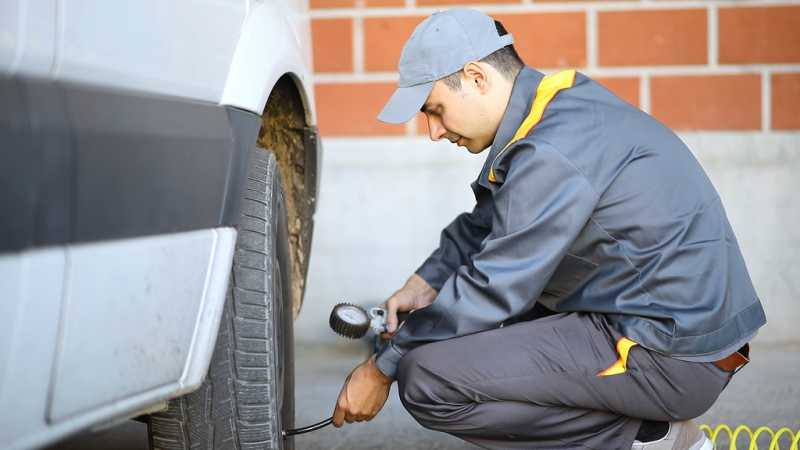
left=375, top=67, right=766, bottom=380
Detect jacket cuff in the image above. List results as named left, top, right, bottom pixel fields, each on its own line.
left=374, top=342, right=404, bottom=380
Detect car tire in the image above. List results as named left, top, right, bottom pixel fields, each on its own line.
left=148, top=148, right=295, bottom=450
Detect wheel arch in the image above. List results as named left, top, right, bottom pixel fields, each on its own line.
left=256, top=74, right=318, bottom=318
left=220, top=1, right=317, bottom=125
left=220, top=2, right=320, bottom=316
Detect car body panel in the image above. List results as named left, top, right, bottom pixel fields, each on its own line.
left=0, top=250, right=65, bottom=447
left=50, top=228, right=223, bottom=422
left=0, top=0, right=319, bottom=447
left=221, top=0, right=317, bottom=123
left=54, top=0, right=246, bottom=103
left=0, top=77, right=259, bottom=252
left=0, top=0, right=57, bottom=79
left=1, top=228, right=236, bottom=450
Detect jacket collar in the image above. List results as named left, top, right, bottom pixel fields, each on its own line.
left=477, top=67, right=544, bottom=189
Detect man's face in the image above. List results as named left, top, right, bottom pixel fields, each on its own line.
left=420, top=76, right=499, bottom=154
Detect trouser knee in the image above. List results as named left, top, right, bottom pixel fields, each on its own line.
left=397, top=346, right=437, bottom=413
left=396, top=345, right=466, bottom=427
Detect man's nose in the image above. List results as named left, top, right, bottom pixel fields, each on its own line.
left=427, top=116, right=447, bottom=141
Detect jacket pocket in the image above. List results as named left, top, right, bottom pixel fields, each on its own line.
left=540, top=253, right=598, bottom=302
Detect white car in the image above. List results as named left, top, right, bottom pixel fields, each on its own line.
left=0, top=1, right=321, bottom=449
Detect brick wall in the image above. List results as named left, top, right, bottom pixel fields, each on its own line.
left=310, top=1, right=800, bottom=137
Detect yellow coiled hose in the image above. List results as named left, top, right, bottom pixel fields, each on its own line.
left=700, top=424, right=800, bottom=450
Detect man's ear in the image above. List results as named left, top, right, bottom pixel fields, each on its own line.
left=462, top=61, right=490, bottom=93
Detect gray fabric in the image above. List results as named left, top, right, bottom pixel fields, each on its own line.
left=672, top=330, right=755, bottom=363
left=377, top=8, right=514, bottom=124
left=375, top=67, right=766, bottom=379
left=377, top=81, right=434, bottom=125
left=397, top=312, right=732, bottom=450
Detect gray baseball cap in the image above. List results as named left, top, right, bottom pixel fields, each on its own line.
left=377, top=8, right=514, bottom=124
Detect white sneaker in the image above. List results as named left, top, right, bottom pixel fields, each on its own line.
left=631, top=421, right=712, bottom=450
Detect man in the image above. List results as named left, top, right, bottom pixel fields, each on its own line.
left=331, top=8, right=765, bottom=450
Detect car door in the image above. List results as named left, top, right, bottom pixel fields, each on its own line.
left=45, top=0, right=251, bottom=424
left=54, top=0, right=246, bottom=102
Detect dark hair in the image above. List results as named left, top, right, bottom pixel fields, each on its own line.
left=441, top=20, right=524, bottom=91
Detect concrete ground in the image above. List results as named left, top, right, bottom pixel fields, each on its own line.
left=48, top=341, right=799, bottom=450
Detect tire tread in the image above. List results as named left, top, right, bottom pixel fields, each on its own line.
left=148, top=149, right=288, bottom=450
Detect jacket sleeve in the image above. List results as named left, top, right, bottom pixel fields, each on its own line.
left=375, top=142, right=599, bottom=379
left=414, top=183, right=492, bottom=291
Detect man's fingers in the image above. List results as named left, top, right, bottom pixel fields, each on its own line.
left=344, top=409, right=367, bottom=423
left=380, top=330, right=396, bottom=340
left=346, top=412, right=368, bottom=423
left=385, top=297, right=399, bottom=333
left=332, top=404, right=345, bottom=427
left=332, top=390, right=347, bottom=427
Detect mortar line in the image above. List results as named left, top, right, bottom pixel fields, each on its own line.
left=640, top=72, right=650, bottom=114
left=762, top=69, right=771, bottom=132
left=406, top=115, right=417, bottom=137
left=309, top=1, right=799, bottom=19
left=314, top=65, right=800, bottom=83
left=354, top=15, right=364, bottom=74
left=323, top=131, right=795, bottom=141
left=708, top=4, right=718, bottom=68
left=315, top=73, right=399, bottom=83
left=587, top=6, right=597, bottom=70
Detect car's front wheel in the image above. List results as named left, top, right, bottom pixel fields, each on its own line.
left=148, top=148, right=294, bottom=450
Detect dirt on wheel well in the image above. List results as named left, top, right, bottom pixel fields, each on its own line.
left=256, top=75, right=315, bottom=319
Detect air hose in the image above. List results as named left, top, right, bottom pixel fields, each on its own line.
left=282, top=303, right=393, bottom=439
left=700, top=424, right=800, bottom=450
left=282, top=417, right=333, bottom=437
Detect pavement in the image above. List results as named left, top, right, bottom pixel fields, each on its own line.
left=48, top=340, right=799, bottom=450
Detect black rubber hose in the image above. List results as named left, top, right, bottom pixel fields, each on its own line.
left=282, top=417, right=333, bottom=437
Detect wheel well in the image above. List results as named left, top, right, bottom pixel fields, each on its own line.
left=256, top=74, right=316, bottom=318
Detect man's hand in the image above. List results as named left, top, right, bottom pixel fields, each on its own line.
left=382, top=274, right=437, bottom=339
left=332, top=356, right=392, bottom=427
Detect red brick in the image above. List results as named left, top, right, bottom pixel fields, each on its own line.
left=651, top=74, right=761, bottom=130
left=418, top=0, right=518, bottom=5
left=719, top=6, right=800, bottom=64
left=598, top=9, right=707, bottom=66
left=364, top=13, right=585, bottom=72
left=312, top=19, right=353, bottom=73
left=315, top=83, right=405, bottom=136
left=594, top=77, right=640, bottom=108
left=772, top=73, right=800, bottom=130
left=364, top=16, right=425, bottom=72
left=309, top=0, right=353, bottom=9
left=366, top=0, right=404, bottom=6
left=494, top=13, right=586, bottom=68
left=416, top=112, right=429, bottom=137
left=536, top=0, right=636, bottom=2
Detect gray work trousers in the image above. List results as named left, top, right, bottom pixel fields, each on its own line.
left=396, top=312, right=734, bottom=450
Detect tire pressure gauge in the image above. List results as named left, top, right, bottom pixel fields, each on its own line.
left=283, top=302, right=394, bottom=439
left=329, top=303, right=388, bottom=338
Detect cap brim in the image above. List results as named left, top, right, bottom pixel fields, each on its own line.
left=377, top=82, right=434, bottom=124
